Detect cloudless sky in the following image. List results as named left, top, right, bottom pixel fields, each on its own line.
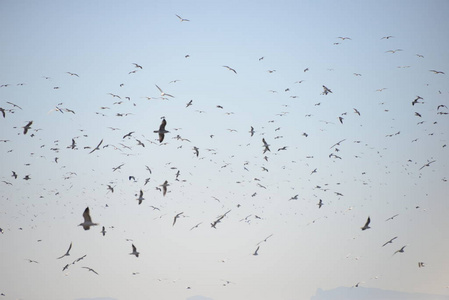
left=1, top=0, right=449, bottom=299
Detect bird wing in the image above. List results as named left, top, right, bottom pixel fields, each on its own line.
left=155, top=84, right=163, bottom=93
left=83, top=207, right=93, bottom=223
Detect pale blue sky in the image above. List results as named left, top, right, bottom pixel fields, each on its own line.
left=1, top=0, right=448, bottom=299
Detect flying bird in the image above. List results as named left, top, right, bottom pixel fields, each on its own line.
left=393, top=245, right=406, bottom=255
left=79, top=207, right=98, bottom=230
left=154, top=119, right=169, bottom=143
left=57, top=242, right=72, bottom=259
left=173, top=212, right=184, bottom=226
left=176, top=14, right=190, bottom=22
left=382, top=236, right=398, bottom=247
left=82, top=267, right=99, bottom=275
left=89, top=139, right=103, bottom=154
left=361, top=216, right=371, bottom=230
left=155, top=85, right=174, bottom=98
left=23, top=121, right=33, bottom=135
left=137, top=189, right=145, bottom=205
left=253, top=246, right=260, bottom=256
left=161, top=180, right=169, bottom=196
left=130, top=244, right=139, bottom=257
left=223, top=66, right=237, bottom=74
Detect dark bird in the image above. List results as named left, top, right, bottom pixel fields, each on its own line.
left=23, top=121, right=33, bottom=135
left=419, top=160, right=436, bottom=170
left=130, top=244, right=139, bottom=257
left=173, top=212, right=184, bottom=226
left=393, top=245, right=406, bottom=255
left=154, top=119, right=169, bottom=143
left=361, top=216, right=371, bottom=230
left=89, top=139, right=103, bottom=154
left=57, top=242, right=72, bottom=259
left=82, top=267, right=99, bottom=275
left=321, top=85, right=332, bottom=95
left=253, top=246, right=260, bottom=256
left=123, top=131, right=134, bottom=139
left=223, top=66, right=237, bottom=74
left=382, top=236, right=397, bottom=247
left=137, top=189, right=144, bottom=205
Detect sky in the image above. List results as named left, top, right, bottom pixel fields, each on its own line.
left=0, top=0, right=449, bottom=299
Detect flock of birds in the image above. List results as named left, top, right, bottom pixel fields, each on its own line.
left=1, top=13, right=448, bottom=299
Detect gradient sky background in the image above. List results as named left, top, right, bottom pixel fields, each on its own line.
left=1, top=0, right=449, bottom=299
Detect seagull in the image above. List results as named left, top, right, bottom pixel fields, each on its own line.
left=57, top=242, right=72, bottom=259
left=123, top=131, right=134, bottom=139
left=132, top=63, right=143, bottom=69
left=381, top=36, right=394, bottom=39
left=190, top=222, right=203, bottom=231
left=353, top=108, right=361, bottom=116
left=173, top=212, right=184, bottom=226
left=262, top=138, right=270, bottom=153
left=253, top=246, right=260, bottom=256
left=66, top=72, right=79, bottom=77
left=6, top=101, right=23, bottom=110
left=385, top=49, right=403, bottom=53
left=82, top=267, right=99, bottom=275
left=429, top=70, right=445, bottom=74
left=249, top=126, right=255, bottom=137
left=130, top=244, right=139, bottom=257
left=137, top=189, right=145, bottom=205
left=382, top=236, right=397, bottom=247
left=154, top=119, right=169, bottom=143
left=361, top=216, right=371, bottom=230
left=317, top=199, right=323, bottom=208
left=393, top=245, right=406, bottom=255
left=330, top=139, right=346, bottom=149
left=321, top=85, right=332, bottom=95
left=79, top=207, right=98, bottom=230
left=89, top=139, right=103, bottom=154
left=161, top=180, right=169, bottom=196
left=223, top=66, right=237, bottom=74
left=23, top=121, right=33, bottom=135
left=176, top=14, right=190, bottom=22
left=101, top=226, right=106, bottom=236
left=11, top=171, right=18, bottom=179
left=385, top=214, right=399, bottom=221
left=155, top=85, right=174, bottom=98
left=419, top=160, right=436, bottom=170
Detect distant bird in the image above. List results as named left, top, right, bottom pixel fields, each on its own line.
left=223, top=66, right=237, bottom=74
left=416, top=54, right=424, bottom=58
left=137, top=189, right=145, bottom=205
left=161, top=180, right=169, bottom=196
left=193, top=146, right=199, bottom=157
left=381, top=36, right=394, bottom=39
left=249, top=126, right=255, bottom=137
left=190, top=222, right=202, bottom=231
left=361, top=216, right=371, bottom=230
left=186, top=100, right=193, bottom=107
left=88, top=139, right=103, bottom=154
left=11, top=171, right=17, bottom=179
left=101, top=226, right=106, bottom=236
left=429, top=70, right=445, bottom=74
left=123, top=131, right=134, bottom=139
left=132, top=63, right=143, bottom=69
left=418, top=262, right=425, bottom=268
left=338, top=36, right=351, bottom=40
left=317, top=199, right=323, bottom=208
left=173, top=212, right=184, bottom=226
left=176, top=14, right=190, bottom=22
left=385, top=214, right=399, bottom=221
left=57, top=242, right=72, bottom=259
left=6, top=101, right=22, bottom=110
left=154, top=118, right=169, bottom=143
left=385, top=49, right=403, bottom=53
left=23, top=121, right=33, bottom=135
left=262, top=138, right=270, bottom=153
left=253, top=246, right=260, bottom=256
left=321, top=85, right=332, bottom=95
left=393, top=245, right=406, bottom=255
left=412, top=96, right=423, bottom=106
left=130, top=244, right=139, bottom=257
left=419, top=160, right=436, bottom=170
left=82, top=267, right=99, bottom=275
left=330, top=139, right=346, bottom=149
left=339, top=116, right=344, bottom=124
left=155, top=85, right=174, bottom=98
left=353, top=108, right=361, bottom=116
left=79, top=207, right=98, bottom=230
left=382, top=236, right=397, bottom=247
left=66, top=72, right=79, bottom=77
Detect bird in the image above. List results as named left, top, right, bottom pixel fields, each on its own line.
left=249, top=126, right=255, bottom=137
left=130, top=244, right=139, bottom=257
left=122, top=131, right=134, bottom=139
left=137, top=189, right=144, bottom=205
left=223, top=66, right=237, bottom=74
left=385, top=214, right=399, bottom=221
left=57, top=242, right=72, bottom=259
left=66, top=72, right=79, bottom=77
left=132, top=63, right=143, bottom=69
left=262, top=138, right=270, bottom=153
left=173, top=212, right=184, bottom=226
left=361, top=216, right=371, bottom=230
left=429, top=70, right=445, bottom=74
left=101, top=226, right=106, bottom=236
left=385, top=49, right=403, bottom=53
left=89, top=139, right=103, bottom=154
left=79, top=207, right=98, bottom=230
left=155, top=85, right=174, bottom=98
left=154, top=119, right=169, bottom=143
left=381, top=36, right=394, bottom=39
left=11, top=171, right=17, bottom=179
left=23, top=121, right=33, bottom=135
left=82, top=267, right=99, bottom=275
left=393, top=245, right=406, bottom=255
left=382, top=236, right=397, bottom=247
left=317, top=199, right=323, bottom=208
left=419, top=160, right=436, bottom=170
left=321, top=85, right=332, bottom=95
left=353, top=108, right=361, bottom=116
left=190, top=222, right=202, bottom=231
left=253, top=246, right=260, bottom=256
left=161, top=180, right=169, bottom=196
left=176, top=14, right=190, bottom=22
